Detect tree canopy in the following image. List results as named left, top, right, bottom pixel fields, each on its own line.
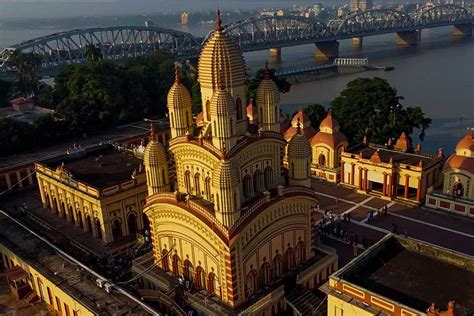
left=247, top=67, right=291, bottom=104
left=330, top=77, right=431, bottom=146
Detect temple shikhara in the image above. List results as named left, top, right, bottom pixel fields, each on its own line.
left=140, top=11, right=337, bottom=314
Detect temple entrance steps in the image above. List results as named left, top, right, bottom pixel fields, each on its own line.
left=286, top=285, right=325, bottom=316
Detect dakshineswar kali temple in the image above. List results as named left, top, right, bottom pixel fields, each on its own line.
left=140, top=12, right=337, bottom=315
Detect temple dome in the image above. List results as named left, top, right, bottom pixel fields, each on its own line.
left=455, top=129, right=474, bottom=157
left=167, top=69, right=192, bottom=109
left=319, top=111, right=339, bottom=131
left=311, top=111, right=348, bottom=149
left=444, top=129, right=474, bottom=174
left=209, top=86, right=236, bottom=116
left=198, top=11, right=246, bottom=90
left=288, top=131, right=312, bottom=159
left=144, top=130, right=168, bottom=167
left=256, top=70, right=280, bottom=108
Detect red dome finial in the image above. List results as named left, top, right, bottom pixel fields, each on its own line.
left=216, top=8, right=223, bottom=31
left=150, top=123, right=156, bottom=141
left=264, top=61, right=270, bottom=80
left=175, top=64, right=181, bottom=84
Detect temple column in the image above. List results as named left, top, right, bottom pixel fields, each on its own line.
left=416, top=177, right=422, bottom=202
left=392, top=173, right=398, bottom=198
left=382, top=173, right=387, bottom=196
left=387, top=174, right=392, bottom=198
left=364, top=169, right=369, bottom=192
left=340, top=161, right=345, bottom=183
left=37, top=178, right=47, bottom=208
left=358, top=167, right=362, bottom=190
left=404, top=175, right=410, bottom=199
left=351, top=163, right=355, bottom=185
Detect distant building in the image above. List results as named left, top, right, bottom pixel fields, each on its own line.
left=35, top=144, right=149, bottom=256
left=321, top=234, right=474, bottom=316
left=350, top=0, right=373, bottom=13
left=340, top=133, right=444, bottom=204
left=0, top=98, right=54, bottom=124
left=426, top=129, right=474, bottom=217
left=337, top=7, right=347, bottom=17
left=181, top=12, right=190, bottom=25
left=0, top=214, right=156, bottom=315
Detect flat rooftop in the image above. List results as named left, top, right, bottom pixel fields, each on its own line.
left=346, top=143, right=439, bottom=167
left=340, top=235, right=474, bottom=314
left=43, top=145, right=142, bottom=189
left=0, top=214, right=155, bottom=315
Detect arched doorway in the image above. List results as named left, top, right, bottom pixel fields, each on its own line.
left=68, top=206, right=75, bottom=224
left=127, top=213, right=137, bottom=235
left=45, top=193, right=51, bottom=209
left=245, top=267, right=258, bottom=298
left=111, top=219, right=123, bottom=240
left=453, top=182, right=464, bottom=197
left=85, top=215, right=92, bottom=233
left=318, top=154, right=326, bottom=167
left=243, top=174, right=253, bottom=198
left=77, top=211, right=83, bottom=228
left=94, top=219, right=102, bottom=240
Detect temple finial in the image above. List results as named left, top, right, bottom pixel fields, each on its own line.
left=215, top=8, right=223, bottom=31
left=175, top=64, right=181, bottom=84
left=150, top=123, right=156, bottom=141
left=296, top=118, right=301, bottom=134
left=264, top=61, right=270, bottom=80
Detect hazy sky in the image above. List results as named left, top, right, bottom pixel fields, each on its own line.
left=0, top=0, right=315, bottom=19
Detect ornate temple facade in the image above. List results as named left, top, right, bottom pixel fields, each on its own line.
left=426, top=129, right=474, bottom=217
left=142, top=12, right=337, bottom=315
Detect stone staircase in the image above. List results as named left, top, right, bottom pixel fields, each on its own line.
left=285, top=285, right=324, bottom=316
left=20, top=291, right=39, bottom=305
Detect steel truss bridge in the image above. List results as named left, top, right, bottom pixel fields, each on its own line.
left=0, top=4, right=471, bottom=79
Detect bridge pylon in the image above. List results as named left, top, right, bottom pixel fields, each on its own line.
left=315, top=41, right=339, bottom=61
left=396, top=30, right=420, bottom=46
left=269, top=48, right=282, bottom=57
left=453, top=23, right=472, bottom=37
left=352, top=37, right=363, bottom=48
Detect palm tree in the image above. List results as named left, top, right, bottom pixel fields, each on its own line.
left=8, top=51, right=42, bottom=97
left=85, top=44, right=103, bottom=63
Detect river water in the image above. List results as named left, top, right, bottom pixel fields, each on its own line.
left=1, top=23, right=472, bottom=154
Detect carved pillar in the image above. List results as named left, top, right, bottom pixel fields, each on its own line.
left=364, top=169, right=369, bottom=192
left=358, top=167, right=362, bottom=190
left=382, top=173, right=387, bottom=196
left=416, top=177, right=422, bottom=202
left=340, top=161, right=345, bottom=183
left=404, top=175, right=410, bottom=199
left=387, top=174, right=392, bottom=198
left=351, top=163, right=355, bottom=185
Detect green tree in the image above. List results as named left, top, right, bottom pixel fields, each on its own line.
left=85, top=44, right=103, bottom=63
left=304, top=104, right=327, bottom=128
left=7, top=51, right=42, bottom=97
left=331, top=77, right=431, bottom=146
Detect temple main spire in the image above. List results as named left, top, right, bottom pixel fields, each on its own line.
left=216, top=8, right=223, bottom=31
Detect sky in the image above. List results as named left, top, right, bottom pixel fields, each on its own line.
left=0, top=0, right=319, bottom=19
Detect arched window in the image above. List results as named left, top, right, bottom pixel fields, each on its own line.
left=236, top=97, right=242, bottom=120
left=127, top=213, right=137, bottom=235
left=68, top=206, right=75, bottom=224
left=60, top=201, right=66, bottom=216
left=205, top=177, right=211, bottom=200
left=243, top=174, right=253, bottom=198
left=272, top=251, right=283, bottom=279
left=207, top=271, right=216, bottom=294
left=246, top=267, right=258, bottom=297
left=161, top=169, right=166, bottom=185
left=295, top=239, right=306, bottom=264
left=264, top=166, right=273, bottom=189
left=45, top=193, right=51, bottom=209
left=206, top=100, right=211, bottom=121
left=111, top=219, right=123, bottom=240
left=194, top=173, right=201, bottom=196
left=85, top=215, right=92, bottom=233
left=454, top=182, right=464, bottom=197
left=77, top=211, right=83, bottom=228
left=253, top=170, right=264, bottom=194
left=172, top=253, right=181, bottom=276
left=318, top=154, right=326, bottom=167
left=161, top=248, right=170, bottom=271
left=94, top=219, right=102, bottom=240
left=184, top=170, right=191, bottom=193
left=259, top=260, right=272, bottom=287
left=37, top=278, right=44, bottom=300
left=195, top=266, right=206, bottom=289
left=183, top=257, right=193, bottom=280
left=285, top=245, right=296, bottom=270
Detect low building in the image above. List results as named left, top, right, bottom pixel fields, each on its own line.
left=35, top=144, right=148, bottom=255
left=0, top=98, right=54, bottom=124
left=426, top=129, right=474, bottom=217
left=321, top=234, right=474, bottom=316
left=340, top=133, right=443, bottom=204
left=0, top=213, right=156, bottom=315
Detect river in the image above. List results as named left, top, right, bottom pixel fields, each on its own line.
left=0, top=23, right=472, bottom=154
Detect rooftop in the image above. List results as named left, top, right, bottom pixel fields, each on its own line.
left=337, top=235, right=474, bottom=315
left=0, top=214, right=154, bottom=315
left=43, top=145, right=142, bottom=189
left=345, top=143, right=440, bottom=167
